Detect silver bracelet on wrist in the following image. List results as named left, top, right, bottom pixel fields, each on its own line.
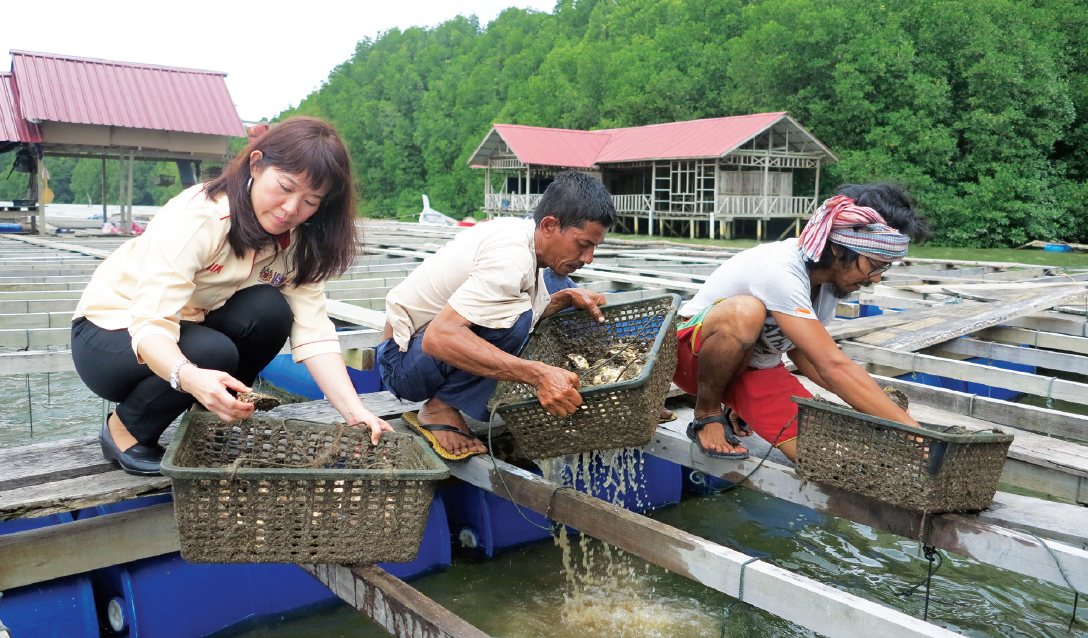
left=170, top=359, right=191, bottom=392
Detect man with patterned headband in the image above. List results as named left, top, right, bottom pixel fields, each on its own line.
left=673, top=183, right=931, bottom=461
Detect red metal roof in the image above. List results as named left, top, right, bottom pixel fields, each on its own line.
left=11, top=50, right=245, bottom=137
left=594, top=113, right=786, bottom=163
left=473, top=112, right=836, bottom=167
left=492, top=124, right=611, bottom=168
left=0, top=73, right=41, bottom=143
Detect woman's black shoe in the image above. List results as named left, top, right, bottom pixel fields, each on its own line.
left=99, top=414, right=164, bottom=476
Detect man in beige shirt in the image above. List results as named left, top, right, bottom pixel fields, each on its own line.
left=378, top=172, right=616, bottom=458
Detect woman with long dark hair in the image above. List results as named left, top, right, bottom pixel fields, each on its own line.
left=72, top=117, right=392, bottom=475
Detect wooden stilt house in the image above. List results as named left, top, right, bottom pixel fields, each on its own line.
left=467, top=113, right=837, bottom=240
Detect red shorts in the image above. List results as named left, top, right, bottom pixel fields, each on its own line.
left=673, top=320, right=806, bottom=447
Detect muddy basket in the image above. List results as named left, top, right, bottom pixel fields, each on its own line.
left=793, top=397, right=1013, bottom=513
left=491, top=294, right=679, bottom=459
left=161, top=412, right=449, bottom=564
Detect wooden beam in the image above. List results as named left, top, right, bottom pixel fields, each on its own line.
left=326, top=298, right=386, bottom=330
left=0, top=234, right=112, bottom=259
left=842, top=342, right=1088, bottom=405
left=301, top=564, right=490, bottom=638
left=871, top=374, right=1088, bottom=443
left=976, top=326, right=1088, bottom=355
left=928, top=337, right=1088, bottom=375
left=448, top=455, right=958, bottom=638
left=643, top=426, right=1088, bottom=593
left=0, top=502, right=178, bottom=590
left=854, top=286, right=1087, bottom=351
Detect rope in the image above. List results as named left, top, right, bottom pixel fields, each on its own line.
left=485, top=402, right=554, bottom=532
left=1046, top=376, right=1057, bottom=410
left=1024, top=530, right=1085, bottom=629
left=696, top=416, right=797, bottom=495
left=25, top=374, right=32, bottom=437
left=895, top=545, right=968, bottom=620
left=226, top=420, right=348, bottom=480
left=721, top=556, right=762, bottom=638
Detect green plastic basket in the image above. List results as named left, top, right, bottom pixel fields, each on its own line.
left=491, top=294, right=679, bottom=459
left=161, top=412, right=449, bottom=564
left=793, top=397, right=1013, bottom=513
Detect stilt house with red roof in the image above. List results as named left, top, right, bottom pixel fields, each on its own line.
left=468, top=113, right=837, bottom=239
left=1, top=50, right=245, bottom=233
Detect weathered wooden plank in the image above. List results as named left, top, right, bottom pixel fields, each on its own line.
left=0, top=471, right=171, bottom=521
left=0, top=311, right=78, bottom=329
left=0, top=501, right=178, bottom=590
left=0, top=349, right=75, bottom=373
left=842, top=342, right=1088, bottom=405
left=0, top=436, right=114, bottom=491
left=1006, top=312, right=1088, bottom=338
left=870, top=374, right=1088, bottom=444
left=301, top=564, right=491, bottom=638
left=0, top=233, right=113, bottom=259
left=854, top=286, right=1088, bottom=351
left=326, top=298, right=386, bottom=329
left=928, top=337, right=1088, bottom=375
left=977, top=326, right=1088, bottom=356
left=449, top=455, right=957, bottom=638
left=644, top=424, right=1088, bottom=593
left=825, top=306, right=953, bottom=341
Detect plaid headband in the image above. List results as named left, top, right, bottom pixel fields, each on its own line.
left=799, top=195, right=909, bottom=262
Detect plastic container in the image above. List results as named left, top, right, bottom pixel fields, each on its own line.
left=0, top=514, right=99, bottom=638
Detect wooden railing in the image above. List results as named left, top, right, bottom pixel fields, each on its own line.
left=716, top=195, right=817, bottom=217
left=611, top=194, right=652, bottom=213
left=483, top=193, right=543, bottom=212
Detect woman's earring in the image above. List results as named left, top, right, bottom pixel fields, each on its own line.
left=246, top=177, right=253, bottom=194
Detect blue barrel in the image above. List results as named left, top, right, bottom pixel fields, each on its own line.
left=378, top=494, right=452, bottom=580
left=259, top=352, right=382, bottom=399
left=0, top=514, right=99, bottom=638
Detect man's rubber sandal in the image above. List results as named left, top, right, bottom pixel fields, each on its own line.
left=658, top=409, right=678, bottom=424
left=724, top=407, right=752, bottom=435
left=403, top=412, right=485, bottom=461
left=686, top=414, right=749, bottom=460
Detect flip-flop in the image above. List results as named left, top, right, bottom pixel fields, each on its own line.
left=686, top=414, right=749, bottom=460
left=658, top=409, right=678, bottom=424
left=724, top=407, right=752, bottom=435
left=402, top=412, right=485, bottom=461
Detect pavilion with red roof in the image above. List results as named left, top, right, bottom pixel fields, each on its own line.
left=1, top=50, right=244, bottom=233
left=468, top=113, right=837, bottom=239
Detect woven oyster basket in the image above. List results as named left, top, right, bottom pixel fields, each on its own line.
left=793, top=397, right=1013, bottom=513
left=161, top=412, right=449, bottom=564
left=491, top=294, right=680, bottom=459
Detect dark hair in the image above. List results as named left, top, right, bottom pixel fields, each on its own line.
left=533, top=171, right=617, bottom=230
left=836, top=182, right=931, bottom=244
left=805, top=182, right=930, bottom=271
left=204, top=116, right=359, bottom=285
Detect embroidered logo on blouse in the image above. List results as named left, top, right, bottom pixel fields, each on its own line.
left=258, top=266, right=287, bottom=287
left=206, top=263, right=223, bottom=274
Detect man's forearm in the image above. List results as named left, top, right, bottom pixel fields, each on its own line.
left=816, top=356, right=918, bottom=425
left=423, top=323, right=545, bottom=386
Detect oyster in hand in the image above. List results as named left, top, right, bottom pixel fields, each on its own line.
left=238, top=391, right=282, bottom=411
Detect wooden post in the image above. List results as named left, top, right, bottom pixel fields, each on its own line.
left=126, top=152, right=134, bottom=233
left=757, top=219, right=763, bottom=241
left=35, top=156, right=47, bottom=236
left=101, top=158, right=107, bottom=222
left=689, top=219, right=695, bottom=239
left=813, top=158, right=821, bottom=211
left=302, top=564, right=490, bottom=638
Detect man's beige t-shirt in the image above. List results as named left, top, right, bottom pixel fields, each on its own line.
left=385, top=217, right=551, bottom=351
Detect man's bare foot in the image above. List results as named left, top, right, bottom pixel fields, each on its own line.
left=418, top=398, right=487, bottom=456
left=694, top=412, right=748, bottom=456
left=108, top=412, right=139, bottom=452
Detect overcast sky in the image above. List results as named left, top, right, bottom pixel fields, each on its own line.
left=2, top=0, right=554, bottom=122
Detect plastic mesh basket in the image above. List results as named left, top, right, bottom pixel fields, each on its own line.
left=491, top=294, right=679, bottom=459
left=793, top=397, right=1013, bottom=513
left=161, top=412, right=449, bottom=564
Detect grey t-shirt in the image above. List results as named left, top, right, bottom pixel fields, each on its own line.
left=679, top=239, right=839, bottom=369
